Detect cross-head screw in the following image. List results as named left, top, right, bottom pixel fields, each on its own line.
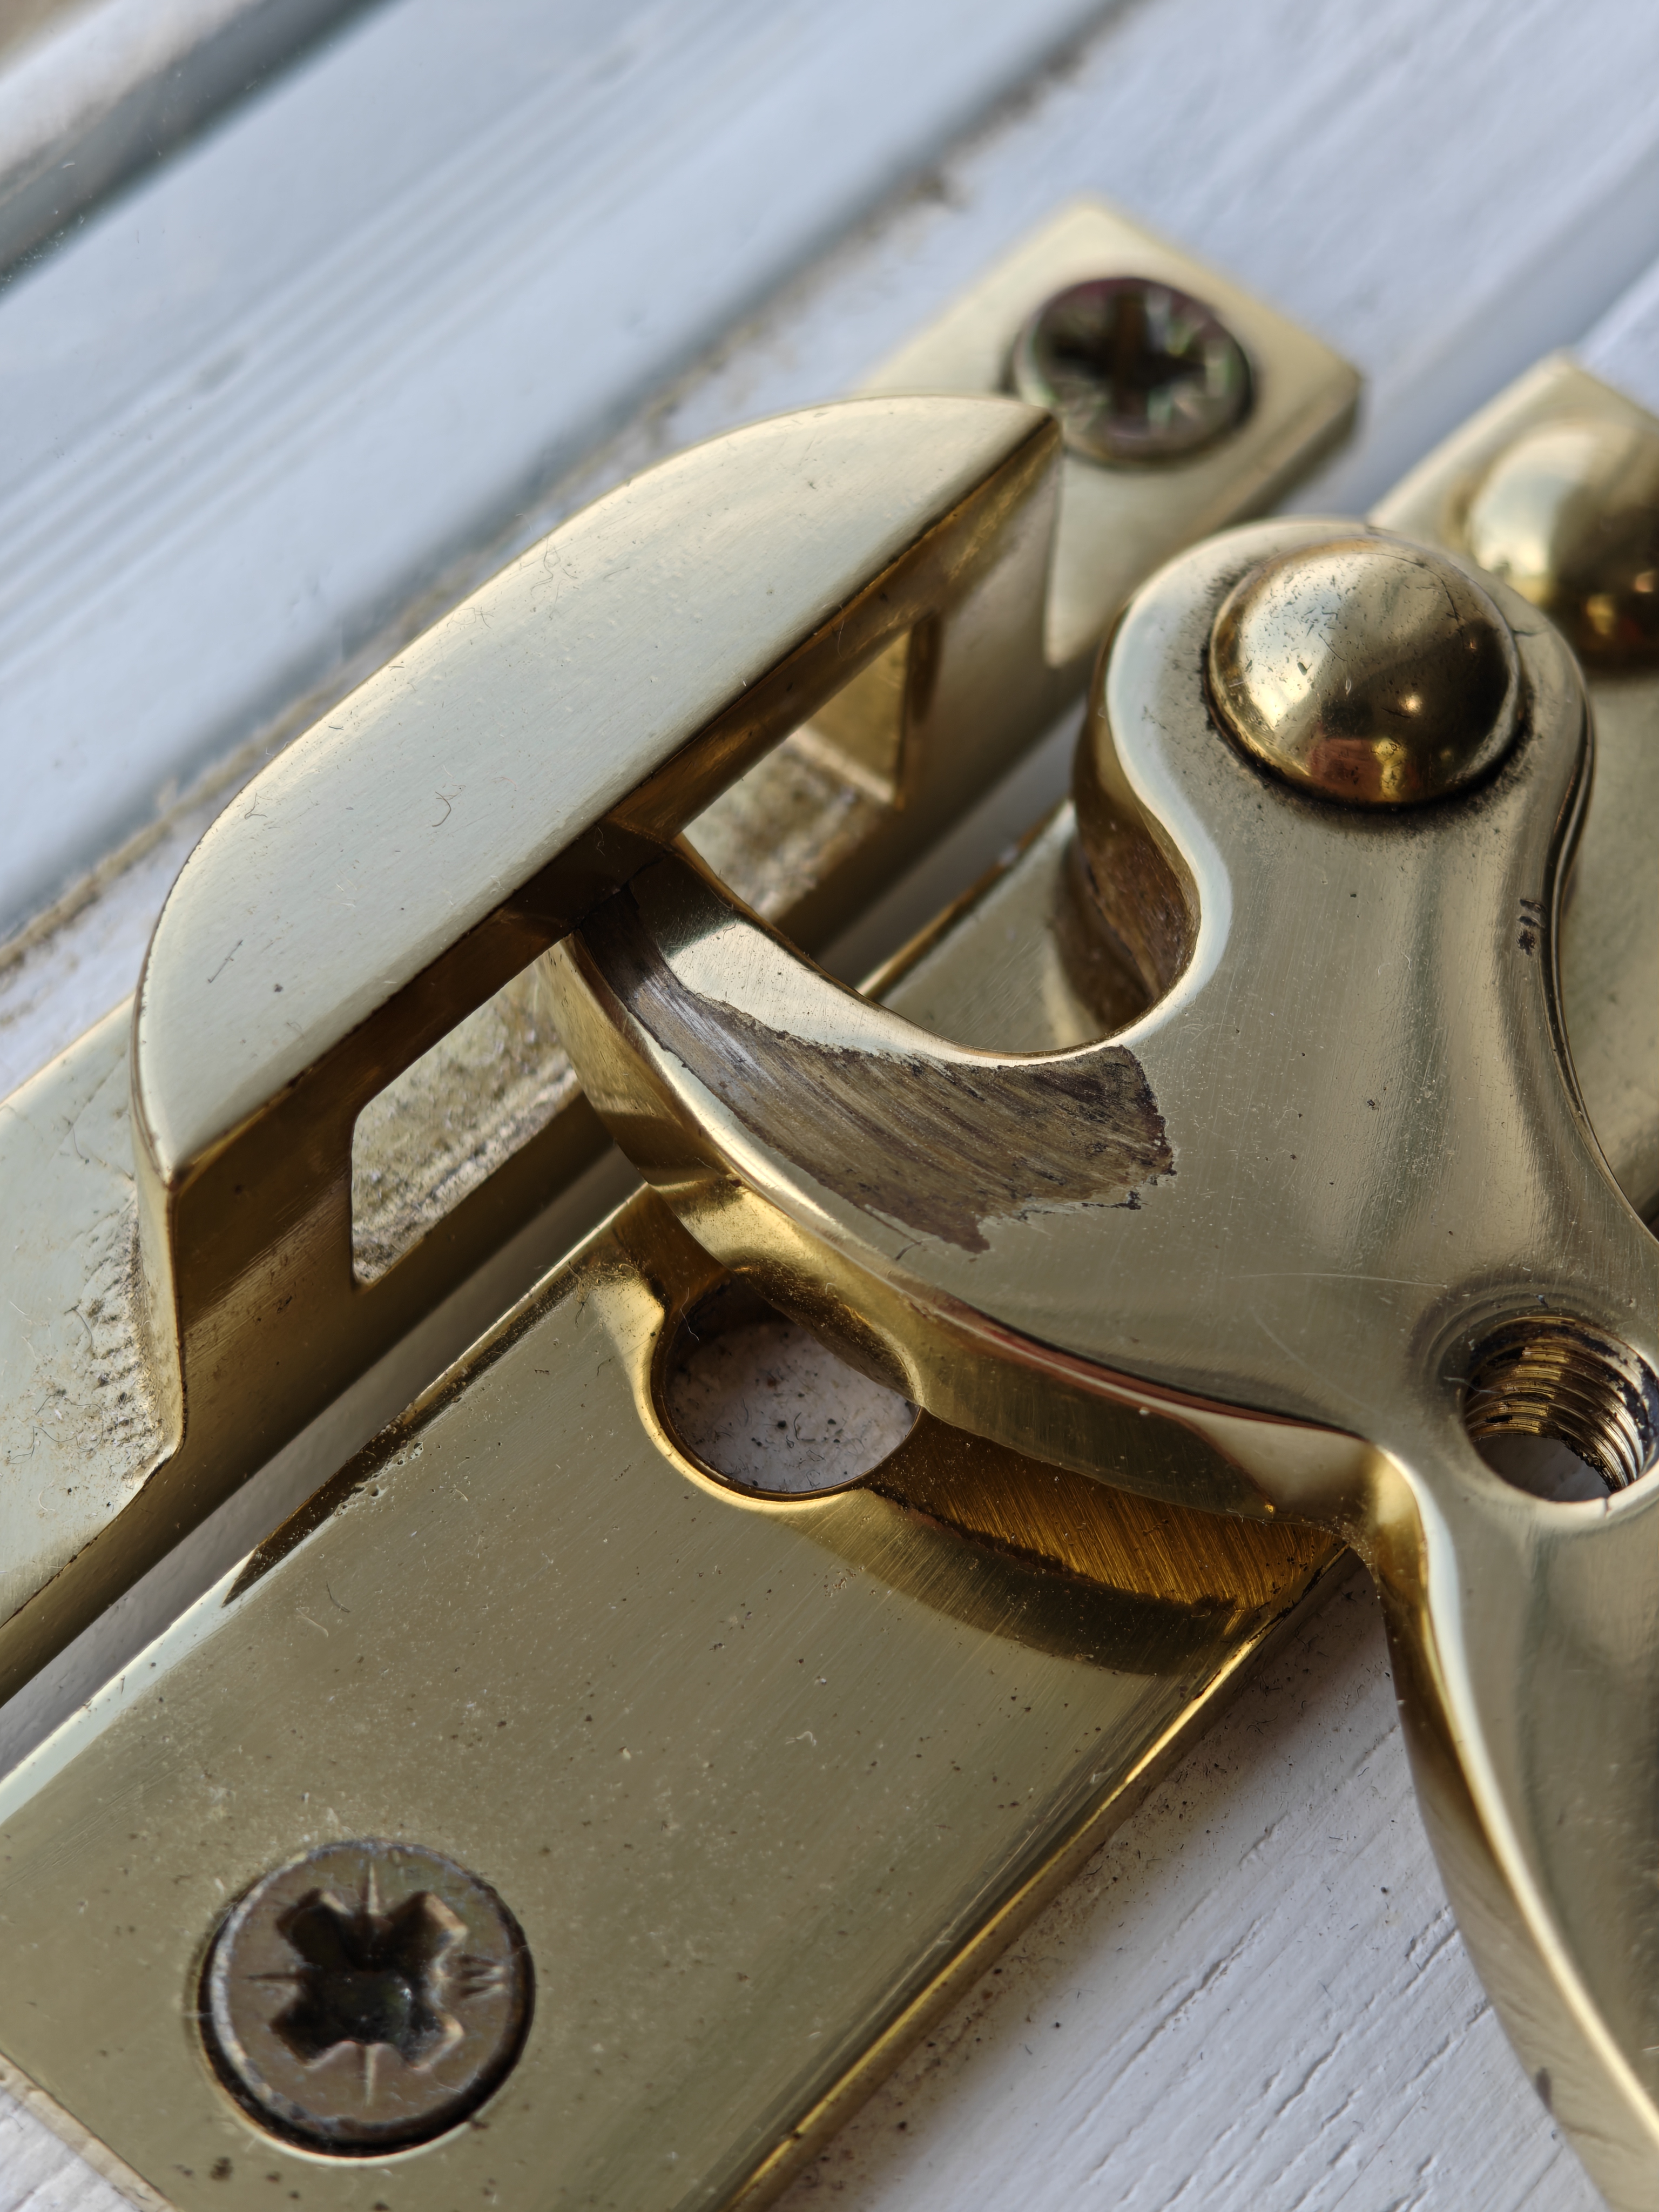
left=1011, top=274, right=1252, bottom=466
left=199, top=1839, right=532, bottom=2154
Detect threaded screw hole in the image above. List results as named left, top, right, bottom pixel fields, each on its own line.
left=1463, top=1316, right=1657, bottom=1501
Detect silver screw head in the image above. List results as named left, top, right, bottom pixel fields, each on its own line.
left=200, top=1839, right=532, bottom=2154
left=1208, top=534, right=1522, bottom=806
left=1010, top=275, right=1251, bottom=466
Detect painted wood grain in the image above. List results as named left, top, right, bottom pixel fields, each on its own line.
left=0, top=0, right=1119, bottom=935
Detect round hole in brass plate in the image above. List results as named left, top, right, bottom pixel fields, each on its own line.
left=661, top=1280, right=916, bottom=1498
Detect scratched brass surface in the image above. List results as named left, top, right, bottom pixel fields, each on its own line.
left=554, top=501, right=1659, bottom=2203
left=3, top=453, right=1655, bottom=2206
left=0, top=869, right=1332, bottom=2212
left=0, top=204, right=1358, bottom=1710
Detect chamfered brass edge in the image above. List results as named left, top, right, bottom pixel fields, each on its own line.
left=724, top=1550, right=1354, bottom=2211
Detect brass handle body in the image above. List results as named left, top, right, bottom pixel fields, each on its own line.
left=547, top=520, right=1659, bottom=2206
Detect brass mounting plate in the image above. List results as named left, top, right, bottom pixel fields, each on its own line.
left=0, top=833, right=1338, bottom=2209
left=0, top=199, right=1357, bottom=1714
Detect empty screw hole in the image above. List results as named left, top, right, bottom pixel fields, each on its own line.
left=1463, top=1316, right=1657, bottom=1501
left=663, top=1283, right=915, bottom=1495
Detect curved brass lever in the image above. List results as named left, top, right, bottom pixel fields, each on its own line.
left=132, top=395, right=1061, bottom=1453
left=548, top=519, right=1659, bottom=2207
left=88, top=396, right=1059, bottom=1660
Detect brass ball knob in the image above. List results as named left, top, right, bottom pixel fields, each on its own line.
left=1207, top=535, right=1522, bottom=806
left=1462, top=414, right=1659, bottom=666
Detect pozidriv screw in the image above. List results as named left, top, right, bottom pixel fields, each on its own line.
left=200, top=1838, right=532, bottom=2154
left=1011, top=275, right=1252, bottom=465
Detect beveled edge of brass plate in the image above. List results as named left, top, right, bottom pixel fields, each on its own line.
left=727, top=1546, right=1354, bottom=2212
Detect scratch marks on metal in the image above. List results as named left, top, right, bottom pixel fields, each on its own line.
left=611, top=911, right=1174, bottom=1251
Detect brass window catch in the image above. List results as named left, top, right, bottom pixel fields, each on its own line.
left=0, top=202, right=1653, bottom=2211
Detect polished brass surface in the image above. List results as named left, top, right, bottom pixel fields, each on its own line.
left=201, top=1838, right=532, bottom=2153
left=1207, top=535, right=1521, bottom=804
left=0, top=201, right=1359, bottom=1710
left=1376, top=353, right=1659, bottom=1218
left=1464, top=412, right=1659, bottom=665
left=1, top=379, right=1655, bottom=2202
left=551, top=517, right=1659, bottom=2204
left=1010, top=275, right=1252, bottom=465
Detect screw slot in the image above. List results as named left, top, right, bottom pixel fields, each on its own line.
left=1462, top=1316, right=1658, bottom=1501
left=1010, top=275, right=1251, bottom=466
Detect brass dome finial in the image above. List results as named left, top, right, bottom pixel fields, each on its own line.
left=1208, top=534, right=1521, bottom=806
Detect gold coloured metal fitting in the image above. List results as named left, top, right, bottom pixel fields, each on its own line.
left=1206, top=534, right=1521, bottom=804
left=1464, top=412, right=1659, bottom=665
left=0, top=198, right=1359, bottom=1712
left=0, top=347, right=1655, bottom=2212
left=547, top=508, right=1659, bottom=2207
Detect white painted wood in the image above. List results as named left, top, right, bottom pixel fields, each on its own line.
left=1583, top=255, right=1659, bottom=415
left=4, top=0, right=1659, bottom=2204
left=0, top=0, right=1117, bottom=935
left=0, top=0, right=365, bottom=277
left=0, top=2112, right=127, bottom=2212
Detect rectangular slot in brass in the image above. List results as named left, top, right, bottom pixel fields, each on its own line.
left=350, top=953, right=578, bottom=1285
left=348, top=631, right=921, bottom=1287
